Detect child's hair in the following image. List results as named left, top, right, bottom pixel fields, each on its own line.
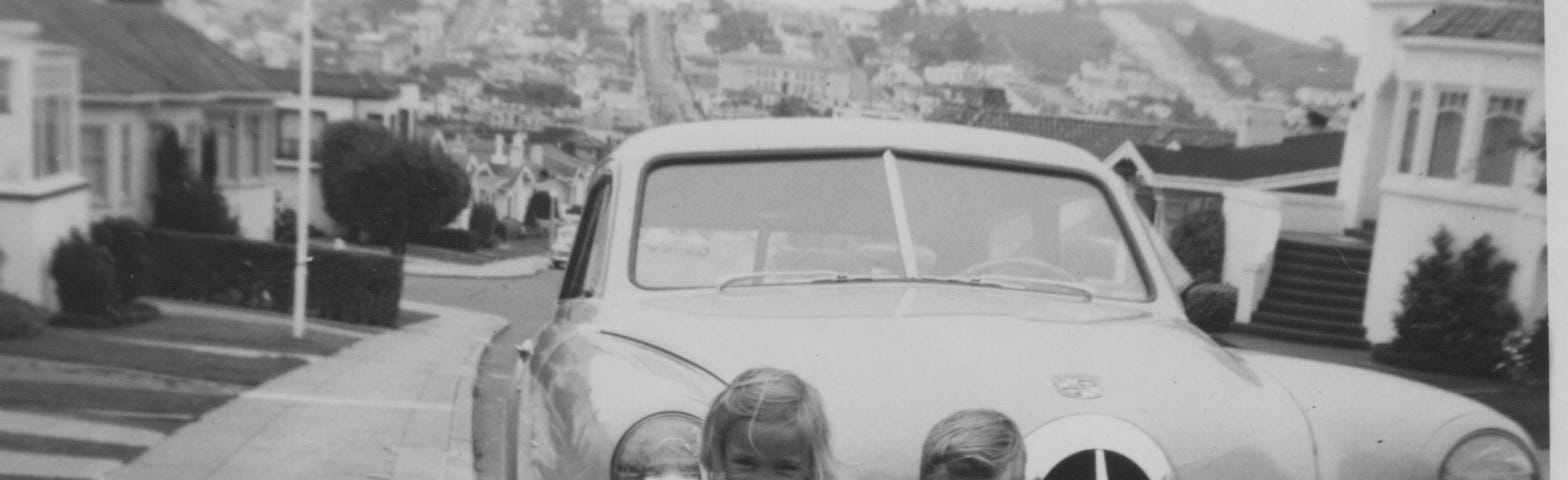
left=920, top=409, right=1026, bottom=480
left=701, top=366, right=838, bottom=480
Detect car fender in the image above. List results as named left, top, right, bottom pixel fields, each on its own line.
left=1236, top=351, right=1535, bottom=480
left=517, top=322, right=724, bottom=480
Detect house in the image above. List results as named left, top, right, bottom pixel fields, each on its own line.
left=264, top=66, right=422, bottom=236
left=1333, top=0, right=1546, bottom=344
left=1158, top=0, right=1546, bottom=348
left=0, top=0, right=284, bottom=304
left=716, top=53, right=865, bottom=104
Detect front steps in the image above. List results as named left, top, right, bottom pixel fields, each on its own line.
left=1235, top=233, right=1372, bottom=349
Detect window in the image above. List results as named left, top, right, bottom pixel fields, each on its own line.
left=81, top=125, right=108, bottom=204
left=120, top=124, right=133, bottom=200
left=1397, top=89, right=1421, bottom=174
left=277, top=110, right=327, bottom=160
left=248, top=114, right=267, bottom=177
left=561, top=179, right=612, bottom=300
left=0, top=60, right=10, bottom=114
left=218, top=115, right=239, bottom=180
left=1427, top=91, right=1467, bottom=179
left=1477, top=95, right=1526, bottom=186
left=33, top=64, right=74, bottom=178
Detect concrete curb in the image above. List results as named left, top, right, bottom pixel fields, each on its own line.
left=403, top=255, right=553, bottom=279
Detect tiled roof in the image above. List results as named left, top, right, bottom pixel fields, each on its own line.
left=1402, top=5, right=1544, bottom=44
left=539, top=144, right=592, bottom=178
left=1132, top=131, right=1343, bottom=180
left=261, top=67, right=403, bottom=100
left=966, top=111, right=1235, bottom=158
left=0, top=0, right=275, bottom=97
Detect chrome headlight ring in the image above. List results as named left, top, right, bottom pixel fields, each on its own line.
left=1440, top=430, right=1537, bottom=480
left=611, top=412, right=703, bottom=480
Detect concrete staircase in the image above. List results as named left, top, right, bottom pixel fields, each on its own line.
left=1236, top=233, right=1373, bottom=349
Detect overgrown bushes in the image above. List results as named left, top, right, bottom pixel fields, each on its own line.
left=1372, top=229, right=1522, bottom=377
left=1182, top=283, right=1238, bottom=333
left=1167, top=208, right=1225, bottom=283
left=152, top=132, right=239, bottom=235
left=145, top=229, right=403, bottom=327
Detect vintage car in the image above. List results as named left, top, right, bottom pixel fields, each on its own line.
left=509, top=119, right=1539, bottom=480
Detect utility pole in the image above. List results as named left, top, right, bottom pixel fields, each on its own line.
left=292, top=0, right=315, bottom=339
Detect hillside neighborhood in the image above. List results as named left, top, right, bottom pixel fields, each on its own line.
left=0, top=0, right=1548, bottom=478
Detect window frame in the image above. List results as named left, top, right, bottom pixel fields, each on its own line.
left=1425, top=89, right=1469, bottom=179
left=276, top=110, right=328, bottom=161
left=1475, top=93, right=1528, bottom=186
left=80, top=124, right=109, bottom=205
left=559, top=176, right=614, bottom=300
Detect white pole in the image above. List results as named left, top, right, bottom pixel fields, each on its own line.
left=291, top=0, right=314, bottom=339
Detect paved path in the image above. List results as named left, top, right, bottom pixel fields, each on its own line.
left=109, top=301, right=506, bottom=480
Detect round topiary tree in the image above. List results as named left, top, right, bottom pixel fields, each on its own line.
left=318, top=120, right=397, bottom=237
left=468, top=202, right=499, bottom=247
left=343, top=139, right=472, bottom=254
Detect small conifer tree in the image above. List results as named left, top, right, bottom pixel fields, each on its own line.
left=1387, top=228, right=1521, bottom=376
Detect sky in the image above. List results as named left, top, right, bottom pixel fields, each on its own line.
left=782, top=0, right=1374, bottom=55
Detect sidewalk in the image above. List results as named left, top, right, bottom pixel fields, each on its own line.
left=109, top=300, right=506, bottom=480
left=403, top=254, right=552, bottom=279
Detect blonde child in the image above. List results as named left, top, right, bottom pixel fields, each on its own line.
left=920, top=409, right=1026, bottom=480
left=701, top=367, right=839, bottom=480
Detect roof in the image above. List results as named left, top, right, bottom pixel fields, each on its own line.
left=1131, top=131, right=1344, bottom=180
left=529, top=126, right=607, bottom=150
left=0, top=0, right=276, bottom=97
left=261, top=67, right=402, bottom=100
left=1402, top=5, right=1544, bottom=44
left=965, top=111, right=1236, bottom=158
left=608, top=118, right=1106, bottom=176
left=540, top=144, right=593, bottom=178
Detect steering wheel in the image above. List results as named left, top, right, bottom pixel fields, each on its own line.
left=958, top=257, right=1077, bottom=282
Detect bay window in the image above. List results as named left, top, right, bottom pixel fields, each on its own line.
left=1396, top=89, right=1421, bottom=174
left=33, top=63, right=74, bottom=178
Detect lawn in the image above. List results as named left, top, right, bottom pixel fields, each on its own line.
left=0, top=330, right=305, bottom=387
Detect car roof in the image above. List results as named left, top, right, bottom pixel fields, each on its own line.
left=606, top=118, right=1107, bottom=172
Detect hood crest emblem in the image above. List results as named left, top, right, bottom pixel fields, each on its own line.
left=1053, top=375, right=1103, bottom=399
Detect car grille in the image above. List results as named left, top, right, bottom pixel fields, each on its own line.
left=1038, top=449, right=1150, bottom=480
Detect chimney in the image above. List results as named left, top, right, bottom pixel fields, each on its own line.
left=1234, top=101, right=1288, bottom=147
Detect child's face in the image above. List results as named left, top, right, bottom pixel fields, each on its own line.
left=720, top=421, right=814, bottom=480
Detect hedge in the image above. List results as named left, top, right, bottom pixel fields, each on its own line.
left=145, top=229, right=404, bottom=327
left=416, top=228, right=481, bottom=253
left=0, top=291, right=48, bottom=339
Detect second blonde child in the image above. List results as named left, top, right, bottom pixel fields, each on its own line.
left=700, top=367, right=839, bottom=480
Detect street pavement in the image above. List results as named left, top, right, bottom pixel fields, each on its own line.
left=403, top=270, right=564, bottom=480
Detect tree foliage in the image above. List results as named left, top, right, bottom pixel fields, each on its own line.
left=847, top=35, right=879, bottom=65
left=878, top=0, right=919, bottom=37
left=1166, top=208, right=1225, bottom=284
left=332, top=138, right=471, bottom=254
left=706, top=8, right=778, bottom=54
left=941, top=16, right=984, bottom=62
left=151, top=133, right=239, bottom=236
left=1387, top=229, right=1522, bottom=376
left=769, top=96, right=820, bottom=117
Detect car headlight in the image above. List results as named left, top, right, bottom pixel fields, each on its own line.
left=611, top=412, right=702, bottom=480
left=1441, top=432, right=1536, bottom=480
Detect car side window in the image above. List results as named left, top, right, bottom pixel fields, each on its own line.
left=560, top=178, right=612, bottom=300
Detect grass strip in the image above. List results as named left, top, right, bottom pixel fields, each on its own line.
left=0, top=331, right=305, bottom=386
left=0, top=381, right=230, bottom=417
left=0, top=432, right=145, bottom=463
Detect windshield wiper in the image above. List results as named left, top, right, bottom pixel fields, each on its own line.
left=717, top=270, right=848, bottom=292
left=925, top=275, right=1096, bottom=301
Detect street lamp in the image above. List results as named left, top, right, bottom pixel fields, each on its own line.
left=291, top=0, right=314, bottom=339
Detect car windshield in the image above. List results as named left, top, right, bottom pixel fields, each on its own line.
left=635, top=153, right=1150, bottom=300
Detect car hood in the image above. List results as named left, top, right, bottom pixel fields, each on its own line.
left=595, top=284, right=1318, bottom=480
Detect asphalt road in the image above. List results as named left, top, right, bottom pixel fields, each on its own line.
left=402, top=270, right=563, bottom=480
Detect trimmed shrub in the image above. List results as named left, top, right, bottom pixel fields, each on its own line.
left=49, top=231, right=120, bottom=319
left=145, top=229, right=403, bottom=327
left=90, top=217, right=151, bottom=300
left=417, top=228, right=481, bottom=253
left=1182, top=282, right=1237, bottom=333
left=1167, top=208, right=1225, bottom=283
left=1375, top=229, right=1522, bottom=377
left=327, top=134, right=470, bottom=254
left=0, top=291, right=48, bottom=340
left=319, top=121, right=397, bottom=228
left=468, top=203, right=499, bottom=248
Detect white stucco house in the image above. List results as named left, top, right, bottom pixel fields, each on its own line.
left=265, top=67, right=423, bottom=236
left=0, top=0, right=287, bottom=304
left=1335, top=0, right=1545, bottom=343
